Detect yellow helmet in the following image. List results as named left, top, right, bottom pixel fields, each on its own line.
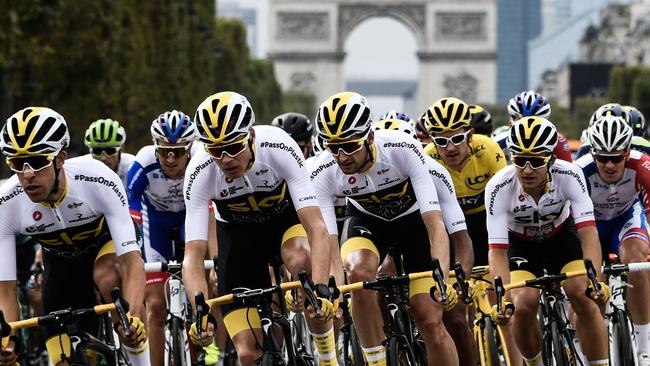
left=423, top=97, right=471, bottom=134
left=507, top=117, right=558, bottom=156
left=194, top=91, right=255, bottom=145
left=373, top=118, right=416, bottom=139
left=0, top=107, right=70, bottom=157
left=315, top=92, right=372, bottom=142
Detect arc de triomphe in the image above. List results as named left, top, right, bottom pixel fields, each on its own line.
left=268, top=0, right=497, bottom=113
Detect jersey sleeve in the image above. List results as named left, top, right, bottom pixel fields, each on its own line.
left=98, top=170, right=140, bottom=256
left=633, top=154, right=650, bottom=195
left=310, top=159, right=339, bottom=236
left=183, top=154, right=215, bottom=242
left=485, top=173, right=511, bottom=249
left=563, top=164, right=595, bottom=228
left=0, top=202, right=18, bottom=280
left=271, top=136, right=319, bottom=211
left=427, top=158, right=466, bottom=233
left=396, top=139, right=440, bottom=214
left=126, top=153, right=149, bottom=224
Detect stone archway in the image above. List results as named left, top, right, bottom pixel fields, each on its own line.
left=268, top=0, right=497, bottom=112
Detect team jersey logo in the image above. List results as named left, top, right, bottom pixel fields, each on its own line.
left=216, top=181, right=293, bottom=223
left=350, top=179, right=416, bottom=220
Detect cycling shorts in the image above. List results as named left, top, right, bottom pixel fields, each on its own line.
left=340, top=205, right=434, bottom=298
left=42, top=241, right=115, bottom=340
left=596, top=200, right=649, bottom=255
left=508, top=218, right=583, bottom=279
left=215, top=209, right=306, bottom=316
left=140, top=206, right=186, bottom=285
left=465, top=211, right=489, bottom=266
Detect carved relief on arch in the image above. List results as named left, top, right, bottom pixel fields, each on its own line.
left=276, top=12, right=330, bottom=40
left=290, top=72, right=316, bottom=92
left=338, top=4, right=426, bottom=47
left=443, top=71, right=478, bottom=103
left=435, top=12, right=487, bottom=41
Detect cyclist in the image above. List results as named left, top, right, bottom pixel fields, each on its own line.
left=468, top=104, right=493, bottom=136
left=379, top=110, right=416, bottom=127
left=415, top=116, right=432, bottom=149
left=423, top=97, right=506, bottom=267
left=271, top=112, right=313, bottom=158
left=375, top=117, right=476, bottom=365
left=496, top=90, right=572, bottom=162
left=623, top=105, right=650, bottom=155
left=576, top=115, right=650, bottom=363
left=310, top=91, right=458, bottom=365
left=84, top=118, right=135, bottom=188
left=183, top=91, right=338, bottom=366
left=486, top=116, right=609, bottom=366
left=0, top=107, right=149, bottom=366
left=127, top=110, right=197, bottom=366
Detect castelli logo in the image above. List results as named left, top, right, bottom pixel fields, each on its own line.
left=348, top=176, right=356, bottom=184
left=518, top=194, right=525, bottom=202
left=33, top=211, right=42, bottom=221
left=225, top=177, right=233, bottom=183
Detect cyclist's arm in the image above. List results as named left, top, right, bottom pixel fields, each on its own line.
left=577, top=225, right=602, bottom=278
left=183, top=240, right=210, bottom=308
left=421, top=210, right=451, bottom=279
left=119, top=251, right=145, bottom=316
left=0, top=234, right=18, bottom=333
left=296, top=207, right=334, bottom=284
left=450, top=231, right=474, bottom=275
left=126, top=157, right=149, bottom=225
left=485, top=173, right=511, bottom=287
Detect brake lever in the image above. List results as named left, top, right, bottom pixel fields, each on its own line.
left=453, top=262, right=472, bottom=304
left=195, top=292, right=209, bottom=339
left=111, top=287, right=131, bottom=337
left=298, top=270, right=322, bottom=317
left=429, top=258, right=447, bottom=304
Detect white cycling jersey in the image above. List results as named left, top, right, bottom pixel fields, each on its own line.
left=310, top=129, right=441, bottom=235
left=575, top=150, right=650, bottom=221
left=425, top=155, right=466, bottom=234
left=0, top=157, right=140, bottom=280
left=485, top=159, right=595, bottom=248
left=80, top=152, right=135, bottom=189
left=306, top=154, right=347, bottom=221
left=184, top=125, right=319, bottom=241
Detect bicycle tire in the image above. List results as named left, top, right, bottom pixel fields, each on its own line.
left=260, top=352, right=287, bottom=366
left=342, top=324, right=365, bottom=366
left=85, top=337, right=118, bottom=366
left=484, top=319, right=502, bottom=366
left=171, top=317, right=186, bottom=366
left=611, top=308, right=636, bottom=366
left=291, top=313, right=315, bottom=366
left=550, top=321, right=573, bottom=366
left=387, top=336, right=419, bottom=366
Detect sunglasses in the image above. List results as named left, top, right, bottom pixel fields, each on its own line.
left=593, top=153, right=626, bottom=164
left=432, top=130, right=471, bottom=148
left=155, top=143, right=192, bottom=158
left=204, top=137, right=249, bottom=160
left=6, top=154, right=54, bottom=173
left=90, top=146, right=121, bottom=158
left=512, top=155, right=551, bottom=170
left=325, top=137, right=366, bottom=156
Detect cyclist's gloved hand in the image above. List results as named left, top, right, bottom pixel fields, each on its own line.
left=116, top=314, right=147, bottom=348
left=189, top=313, right=217, bottom=347
left=586, top=281, right=610, bottom=308
left=285, top=290, right=304, bottom=313
left=306, top=284, right=340, bottom=321
left=490, top=301, right=515, bottom=326
left=0, top=336, right=18, bottom=366
left=443, top=284, right=459, bottom=311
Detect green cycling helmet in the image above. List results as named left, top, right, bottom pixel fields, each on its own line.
left=84, top=119, right=126, bottom=148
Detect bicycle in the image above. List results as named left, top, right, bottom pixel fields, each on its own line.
left=453, top=263, right=511, bottom=366
left=0, top=288, right=132, bottom=366
left=144, top=259, right=215, bottom=366
left=195, top=275, right=320, bottom=366
left=494, top=259, right=602, bottom=366
left=338, top=257, right=448, bottom=366
left=603, top=259, right=650, bottom=365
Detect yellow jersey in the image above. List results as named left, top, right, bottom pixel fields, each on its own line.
left=424, top=134, right=506, bottom=214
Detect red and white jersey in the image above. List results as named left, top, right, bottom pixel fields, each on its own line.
left=485, top=159, right=595, bottom=248
left=575, top=150, right=650, bottom=221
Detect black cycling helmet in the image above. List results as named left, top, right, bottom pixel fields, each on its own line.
left=469, top=105, right=493, bottom=135
left=271, top=112, right=313, bottom=141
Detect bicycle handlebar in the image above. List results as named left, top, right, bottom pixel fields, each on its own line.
left=429, top=258, right=448, bottom=304
left=452, top=262, right=473, bottom=304
left=604, top=261, right=650, bottom=275
left=144, top=259, right=215, bottom=273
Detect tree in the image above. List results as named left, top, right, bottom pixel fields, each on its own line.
left=632, top=69, right=650, bottom=120
left=608, top=66, right=646, bottom=105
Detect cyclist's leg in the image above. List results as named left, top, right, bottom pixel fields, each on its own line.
left=554, top=225, right=608, bottom=364
left=340, top=214, right=386, bottom=365
left=281, top=224, right=339, bottom=366
left=215, top=221, right=277, bottom=366
left=94, top=243, right=151, bottom=366
left=613, top=202, right=650, bottom=358
left=141, top=209, right=178, bottom=366
left=42, top=251, right=98, bottom=365
left=402, top=219, right=458, bottom=365
left=508, top=237, right=544, bottom=365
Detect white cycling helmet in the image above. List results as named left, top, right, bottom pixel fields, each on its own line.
left=373, top=118, right=416, bottom=139
left=194, top=91, right=255, bottom=145
left=1, top=107, right=70, bottom=157
left=588, top=115, right=632, bottom=153
left=588, top=103, right=630, bottom=127
left=507, top=117, right=558, bottom=156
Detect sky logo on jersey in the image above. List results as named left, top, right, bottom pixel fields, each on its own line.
left=217, top=181, right=292, bottom=223
left=351, top=179, right=415, bottom=220
left=34, top=216, right=108, bottom=251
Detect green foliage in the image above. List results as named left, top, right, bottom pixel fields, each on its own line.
left=0, top=1, right=283, bottom=158
left=632, top=70, right=650, bottom=119
left=282, top=91, right=317, bottom=119
left=608, top=66, right=646, bottom=104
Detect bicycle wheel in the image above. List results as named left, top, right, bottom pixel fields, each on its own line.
left=387, top=337, right=418, bottom=366
left=548, top=321, right=573, bottom=366
left=290, top=312, right=315, bottom=366
left=484, top=320, right=503, bottom=366
left=342, top=324, right=365, bottom=366
left=611, top=308, right=636, bottom=366
left=170, top=317, right=187, bottom=366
